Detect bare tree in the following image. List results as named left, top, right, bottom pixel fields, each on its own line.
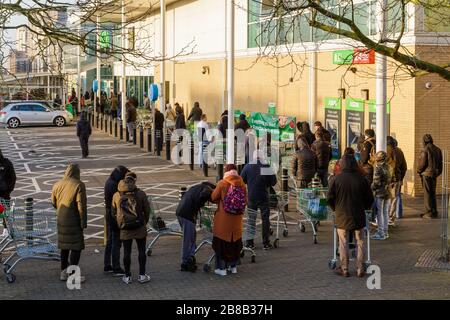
left=245, top=0, right=450, bottom=82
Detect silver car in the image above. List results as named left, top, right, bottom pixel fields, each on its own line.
left=0, top=102, right=73, bottom=128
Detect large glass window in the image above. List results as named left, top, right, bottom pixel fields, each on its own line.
left=293, top=13, right=311, bottom=43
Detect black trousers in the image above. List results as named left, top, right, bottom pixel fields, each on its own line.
left=317, top=169, right=328, bottom=187
left=423, top=176, right=438, bottom=216
left=61, top=249, right=81, bottom=271
left=104, top=213, right=122, bottom=270
left=155, top=128, right=163, bottom=152
left=123, top=237, right=147, bottom=276
left=248, top=199, right=271, bottom=245
left=79, top=136, right=89, bottom=158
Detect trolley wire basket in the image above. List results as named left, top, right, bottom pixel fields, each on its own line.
left=268, top=190, right=290, bottom=248
left=2, top=206, right=60, bottom=283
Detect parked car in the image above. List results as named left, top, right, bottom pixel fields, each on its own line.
left=0, top=102, right=73, bottom=128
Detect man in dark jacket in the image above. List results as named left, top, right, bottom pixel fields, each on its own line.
left=235, top=114, right=250, bottom=132
left=241, top=154, right=277, bottom=250
left=311, top=130, right=332, bottom=187
left=0, top=149, right=16, bottom=237
left=387, top=136, right=407, bottom=224
left=313, top=121, right=331, bottom=143
left=104, top=166, right=130, bottom=275
left=76, top=112, right=92, bottom=159
left=126, top=101, right=137, bottom=142
left=176, top=182, right=215, bottom=272
left=187, top=101, right=202, bottom=123
left=154, top=107, right=165, bottom=153
left=359, top=128, right=376, bottom=184
left=417, top=134, right=443, bottom=219
left=328, top=154, right=374, bottom=277
left=174, top=103, right=186, bottom=130
left=291, top=137, right=317, bottom=188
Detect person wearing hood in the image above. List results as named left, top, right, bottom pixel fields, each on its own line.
left=313, top=121, right=331, bottom=143
left=187, top=101, right=203, bottom=123
left=176, top=181, right=216, bottom=272
left=0, top=149, right=16, bottom=237
left=417, top=134, right=443, bottom=219
left=241, top=151, right=277, bottom=250
left=359, top=129, right=376, bottom=183
left=76, top=111, right=92, bottom=159
left=235, top=114, right=250, bottom=132
left=311, top=129, right=332, bottom=187
left=301, top=121, right=315, bottom=146
left=387, top=136, right=407, bottom=225
left=174, top=103, right=186, bottom=130
left=112, top=172, right=151, bottom=284
left=103, top=165, right=130, bottom=275
left=51, top=164, right=87, bottom=282
left=291, top=136, right=318, bottom=188
left=211, top=164, right=247, bottom=276
left=371, top=151, right=393, bottom=240
left=328, top=154, right=374, bottom=278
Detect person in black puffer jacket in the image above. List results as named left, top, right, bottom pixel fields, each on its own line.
left=311, top=130, right=332, bottom=187
left=174, top=103, right=186, bottom=130
left=291, top=136, right=318, bottom=188
left=104, top=165, right=130, bottom=275
left=76, top=111, right=92, bottom=158
left=176, top=182, right=216, bottom=272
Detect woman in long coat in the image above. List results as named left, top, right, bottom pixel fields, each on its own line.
left=51, top=163, right=87, bottom=282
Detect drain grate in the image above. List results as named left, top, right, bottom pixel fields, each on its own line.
left=415, top=249, right=450, bottom=270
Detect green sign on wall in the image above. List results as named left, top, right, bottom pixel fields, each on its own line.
left=346, top=98, right=365, bottom=112
left=325, top=97, right=342, bottom=110
left=333, top=50, right=354, bottom=65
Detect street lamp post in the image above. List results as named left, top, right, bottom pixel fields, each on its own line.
left=226, top=0, right=235, bottom=164
left=160, top=0, right=166, bottom=156
left=376, top=0, right=388, bottom=152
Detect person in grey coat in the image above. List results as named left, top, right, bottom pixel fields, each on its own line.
left=51, top=164, right=87, bottom=282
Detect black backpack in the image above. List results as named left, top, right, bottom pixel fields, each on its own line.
left=116, top=191, right=144, bottom=230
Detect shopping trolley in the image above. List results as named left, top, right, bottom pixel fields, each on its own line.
left=0, top=198, right=14, bottom=259
left=2, top=206, right=60, bottom=283
left=328, top=210, right=373, bottom=271
left=294, top=186, right=332, bottom=244
left=269, top=191, right=290, bottom=248
left=196, top=204, right=257, bottom=273
left=145, top=195, right=182, bottom=257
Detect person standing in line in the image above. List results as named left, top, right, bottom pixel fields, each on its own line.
left=359, top=129, right=376, bottom=184
left=328, top=154, right=374, bottom=277
left=76, top=111, right=92, bottom=159
left=291, top=137, right=318, bottom=188
left=126, top=100, right=137, bottom=142
left=174, top=103, right=186, bottom=130
left=313, top=121, right=331, bottom=143
left=51, top=164, right=87, bottom=283
left=0, top=149, right=16, bottom=237
left=311, top=130, right=332, bottom=187
left=196, top=114, right=209, bottom=167
left=371, top=151, right=393, bottom=240
left=176, top=182, right=215, bottom=272
left=143, top=93, right=151, bottom=111
left=386, top=136, right=407, bottom=226
left=211, top=164, right=247, bottom=276
left=112, top=172, right=151, bottom=284
left=110, top=92, right=118, bottom=119
left=241, top=152, right=277, bottom=250
left=165, top=102, right=176, bottom=122
left=187, top=101, right=203, bottom=123
left=417, top=134, right=443, bottom=219
left=154, top=107, right=165, bottom=153
left=235, top=114, right=250, bottom=132
left=104, top=166, right=130, bottom=276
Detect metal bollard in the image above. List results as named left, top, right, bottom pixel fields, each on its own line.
left=156, top=129, right=161, bottom=156
left=109, top=117, right=113, bottom=135
left=104, top=116, right=108, bottom=133
left=25, top=198, right=34, bottom=245
left=114, top=119, right=118, bottom=138
left=282, top=168, right=289, bottom=211
left=202, top=143, right=208, bottom=177
left=133, top=126, right=137, bottom=145
left=237, top=164, right=244, bottom=174
left=96, top=115, right=99, bottom=128
left=147, top=128, right=152, bottom=152
left=166, top=131, right=171, bottom=161
left=100, top=114, right=103, bottom=130
left=119, top=120, right=124, bottom=140
left=179, top=186, right=187, bottom=200
left=140, top=127, right=144, bottom=149
left=189, top=138, right=194, bottom=171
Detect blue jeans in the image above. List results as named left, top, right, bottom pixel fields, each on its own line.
left=104, top=211, right=122, bottom=270
left=246, top=199, right=270, bottom=245
left=375, top=197, right=391, bottom=236
left=215, top=256, right=237, bottom=270
left=178, top=217, right=197, bottom=265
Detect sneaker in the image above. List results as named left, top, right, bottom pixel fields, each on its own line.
left=385, top=233, right=390, bottom=239
left=122, top=275, right=132, bottom=284
left=138, top=274, right=151, bottom=284
left=388, top=220, right=396, bottom=227
left=263, top=243, right=273, bottom=250
left=371, top=232, right=386, bottom=240
left=103, top=265, right=113, bottom=273
left=60, top=269, right=68, bottom=281
left=245, top=241, right=255, bottom=250
left=214, top=269, right=227, bottom=276
left=230, top=266, right=237, bottom=274
left=1, top=228, right=9, bottom=238
left=112, top=268, right=126, bottom=277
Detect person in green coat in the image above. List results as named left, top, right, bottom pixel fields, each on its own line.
left=51, top=163, right=87, bottom=282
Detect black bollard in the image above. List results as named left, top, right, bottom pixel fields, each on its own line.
left=202, top=143, right=208, bottom=177
left=179, top=186, right=187, bottom=200
left=237, top=164, right=244, bottom=174
left=216, top=164, right=223, bottom=182
left=189, top=138, right=194, bottom=171
left=140, top=127, right=144, bottom=149
left=133, top=126, right=137, bottom=145
left=96, top=115, right=99, bottom=128
left=25, top=198, right=33, bottom=245
left=166, top=131, right=171, bottom=161
left=114, top=119, right=118, bottom=138
left=282, top=168, right=289, bottom=211
left=155, top=129, right=161, bottom=156
left=100, top=114, right=103, bottom=131
left=125, top=123, right=129, bottom=142
left=109, top=117, right=112, bottom=135
left=119, top=120, right=124, bottom=140
left=147, top=128, right=152, bottom=152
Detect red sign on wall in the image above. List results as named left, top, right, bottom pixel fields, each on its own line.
left=353, top=48, right=375, bottom=64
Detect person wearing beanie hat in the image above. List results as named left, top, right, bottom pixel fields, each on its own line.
left=210, top=163, right=247, bottom=276
left=417, top=134, right=443, bottom=219
left=371, top=151, right=393, bottom=240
